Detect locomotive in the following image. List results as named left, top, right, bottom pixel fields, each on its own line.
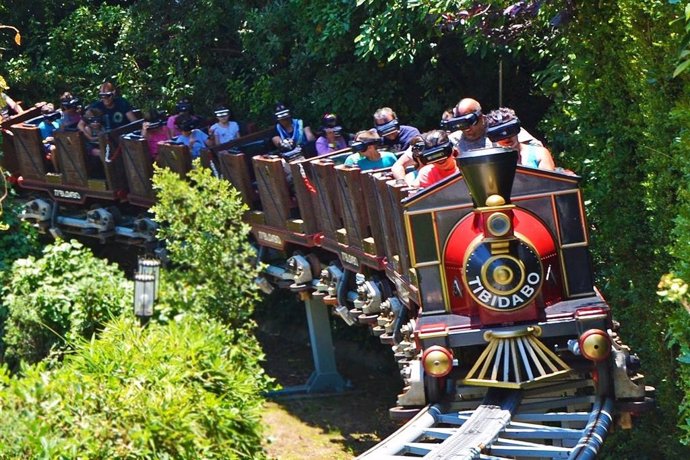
left=1, top=102, right=651, bottom=421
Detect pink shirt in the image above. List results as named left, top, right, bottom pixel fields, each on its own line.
left=146, top=128, right=169, bottom=158
left=167, top=115, right=181, bottom=138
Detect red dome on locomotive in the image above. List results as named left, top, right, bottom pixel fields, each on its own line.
left=443, top=148, right=562, bottom=326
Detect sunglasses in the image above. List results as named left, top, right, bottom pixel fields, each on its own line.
left=351, top=139, right=380, bottom=153
left=487, top=118, right=522, bottom=142
left=412, top=142, right=454, bottom=165
left=99, top=92, right=114, bottom=99
left=374, top=119, right=400, bottom=137
left=440, top=110, right=482, bottom=131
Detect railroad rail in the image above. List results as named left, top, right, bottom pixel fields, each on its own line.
left=358, top=378, right=613, bottom=459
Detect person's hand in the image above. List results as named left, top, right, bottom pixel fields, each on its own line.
left=280, top=138, right=294, bottom=151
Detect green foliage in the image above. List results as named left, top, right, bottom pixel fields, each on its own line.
left=0, top=315, right=269, bottom=459
left=1, top=240, right=130, bottom=368
left=673, top=3, right=690, bottom=77
left=151, top=162, right=260, bottom=328
left=535, top=1, right=690, bottom=456
left=0, top=191, right=40, bottom=286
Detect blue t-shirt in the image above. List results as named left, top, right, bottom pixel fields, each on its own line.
left=38, top=119, right=59, bottom=140
left=382, top=124, right=420, bottom=152
left=344, top=150, right=397, bottom=171
left=91, top=97, right=134, bottom=130
left=175, top=129, right=209, bottom=159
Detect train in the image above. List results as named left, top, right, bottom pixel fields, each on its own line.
left=1, top=102, right=652, bottom=425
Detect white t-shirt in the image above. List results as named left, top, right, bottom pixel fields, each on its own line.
left=210, top=121, right=240, bottom=145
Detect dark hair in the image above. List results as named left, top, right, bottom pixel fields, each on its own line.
left=175, top=113, right=196, bottom=131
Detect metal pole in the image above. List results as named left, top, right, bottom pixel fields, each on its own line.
left=499, top=59, right=504, bottom=107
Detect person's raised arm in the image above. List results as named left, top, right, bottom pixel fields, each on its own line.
left=391, top=149, right=414, bottom=180
left=538, top=146, right=556, bottom=171
left=304, top=126, right=316, bottom=142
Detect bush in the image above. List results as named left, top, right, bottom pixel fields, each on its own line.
left=0, top=190, right=40, bottom=286
left=151, top=162, right=261, bottom=328
left=0, top=315, right=270, bottom=459
left=1, top=240, right=130, bottom=367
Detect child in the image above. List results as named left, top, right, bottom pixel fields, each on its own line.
left=208, top=106, right=240, bottom=146
left=57, top=92, right=81, bottom=131
left=37, top=103, right=60, bottom=170
left=174, top=114, right=209, bottom=160
left=141, top=109, right=170, bottom=159
left=411, top=130, right=459, bottom=188
left=167, top=97, right=195, bottom=139
left=82, top=108, right=104, bottom=158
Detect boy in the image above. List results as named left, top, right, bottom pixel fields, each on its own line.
left=344, top=129, right=396, bottom=171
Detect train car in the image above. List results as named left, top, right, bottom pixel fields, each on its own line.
left=3, top=105, right=652, bottom=431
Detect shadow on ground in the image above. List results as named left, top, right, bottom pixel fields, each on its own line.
left=259, top=326, right=405, bottom=458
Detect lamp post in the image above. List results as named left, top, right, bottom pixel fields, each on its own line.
left=134, top=273, right=155, bottom=327
left=137, top=256, right=161, bottom=298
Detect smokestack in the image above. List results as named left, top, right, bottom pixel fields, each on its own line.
left=458, top=147, right=518, bottom=207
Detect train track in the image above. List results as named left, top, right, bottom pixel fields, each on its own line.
left=358, top=378, right=612, bottom=459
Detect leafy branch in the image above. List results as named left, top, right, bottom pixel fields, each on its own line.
left=673, top=3, right=690, bottom=77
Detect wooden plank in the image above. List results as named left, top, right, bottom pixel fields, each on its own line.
left=120, top=136, right=154, bottom=200
left=361, top=172, right=387, bottom=257
left=98, top=120, right=142, bottom=191
left=388, top=180, right=413, bottom=276
left=310, top=158, right=344, bottom=241
left=252, top=155, right=291, bottom=229
left=1, top=104, right=46, bottom=173
left=334, top=164, right=370, bottom=248
left=218, top=151, right=258, bottom=209
left=373, top=173, right=400, bottom=269
left=9, top=122, right=47, bottom=180
left=289, top=159, right=319, bottom=234
left=156, top=142, right=192, bottom=178
left=53, top=130, right=89, bottom=187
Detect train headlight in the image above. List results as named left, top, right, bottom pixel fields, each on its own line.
left=422, top=346, right=454, bottom=378
left=486, top=212, right=511, bottom=237
left=579, top=329, right=612, bottom=362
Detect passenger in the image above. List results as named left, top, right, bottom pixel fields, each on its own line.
left=37, top=103, right=59, bottom=140
left=380, top=106, right=423, bottom=180
left=57, top=93, right=82, bottom=131
left=444, top=98, right=493, bottom=153
left=82, top=108, right=104, bottom=158
left=79, top=81, right=137, bottom=133
left=37, top=103, right=60, bottom=170
left=373, top=107, right=420, bottom=153
left=344, top=129, right=397, bottom=171
left=174, top=114, right=209, bottom=160
left=1, top=94, right=23, bottom=121
left=410, top=130, right=459, bottom=188
left=271, top=103, right=315, bottom=154
left=486, top=107, right=555, bottom=171
left=208, top=106, right=240, bottom=147
left=315, top=113, right=348, bottom=155
left=402, top=134, right=424, bottom=186
left=140, top=109, right=169, bottom=159
left=167, top=97, right=195, bottom=139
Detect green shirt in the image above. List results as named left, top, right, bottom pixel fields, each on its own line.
left=344, top=150, right=397, bottom=171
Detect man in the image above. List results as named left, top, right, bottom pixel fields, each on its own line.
left=344, top=129, right=397, bottom=171
left=445, top=98, right=493, bottom=153
left=391, top=99, right=488, bottom=180
left=79, top=81, right=137, bottom=134
left=373, top=107, right=420, bottom=153
left=271, top=103, right=315, bottom=151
